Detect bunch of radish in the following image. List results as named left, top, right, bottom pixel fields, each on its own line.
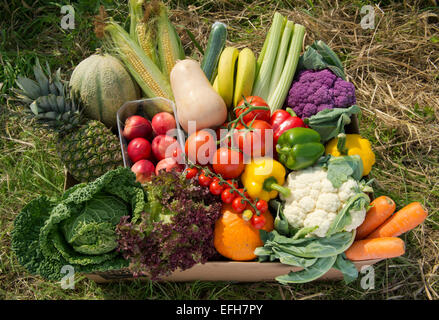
left=122, top=112, right=183, bottom=183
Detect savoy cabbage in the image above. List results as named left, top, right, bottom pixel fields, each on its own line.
left=11, top=167, right=145, bottom=280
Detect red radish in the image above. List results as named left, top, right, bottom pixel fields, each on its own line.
left=123, top=115, right=152, bottom=140
left=155, top=157, right=183, bottom=175
left=151, top=112, right=177, bottom=136
left=151, top=134, right=181, bottom=161
left=131, top=159, right=155, bottom=183
left=127, top=137, right=151, bottom=163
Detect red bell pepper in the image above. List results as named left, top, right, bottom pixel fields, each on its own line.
left=270, top=108, right=306, bottom=145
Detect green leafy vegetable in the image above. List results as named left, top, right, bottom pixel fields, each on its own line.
left=255, top=226, right=357, bottom=284
left=292, top=226, right=319, bottom=240
left=11, top=168, right=145, bottom=280
left=324, top=154, right=364, bottom=187
left=270, top=199, right=297, bottom=237
left=333, top=253, right=359, bottom=284
left=275, top=256, right=337, bottom=284
left=326, top=193, right=370, bottom=236
left=298, top=40, right=346, bottom=80
left=304, top=105, right=360, bottom=142
left=61, top=193, right=129, bottom=255
left=265, top=230, right=355, bottom=258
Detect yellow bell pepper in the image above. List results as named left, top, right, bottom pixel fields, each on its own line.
left=325, top=133, right=375, bottom=176
left=241, top=158, right=290, bottom=202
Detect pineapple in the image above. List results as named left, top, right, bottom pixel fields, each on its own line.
left=14, top=59, right=123, bottom=183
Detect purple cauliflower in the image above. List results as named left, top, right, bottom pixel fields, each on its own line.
left=286, top=69, right=356, bottom=118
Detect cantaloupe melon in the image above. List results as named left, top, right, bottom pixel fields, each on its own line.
left=70, top=53, right=139, bottom=129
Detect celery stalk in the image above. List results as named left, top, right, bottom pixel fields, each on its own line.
left=268, top=23, right=305, bottom=113
left=252, top=12, right=285, bottom=101
left=255, top=27, right=270, bottom=79
left=268, top=20, right=294, bottom=95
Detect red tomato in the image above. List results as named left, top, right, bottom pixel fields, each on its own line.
left=232, top=197, right=247, bottom=213
left=255, top=199, right=268, bottom=214
left=235, top=96, right=271, bottom=123
left=251, top=214, right=266, bottom=229
left=209, top=180, right=224, bottom=195
left=238, top=120, right=273, bottom=157
left=212, top=148, right=245, bottom=179
left=198, top=173, right=212, bottom=187
left=185, top=167, right=198, bottom=179
left=221, top=188, right=236, bottom=204
left=185, top=130, right=217, bottom=165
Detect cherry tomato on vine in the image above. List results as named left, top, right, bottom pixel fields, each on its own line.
left=221, top=188, right=236, bottom=204
left=232, top=196, right=247, bottom=213
left=235, top=96, right=271, bottom=123
left=209, top=180, right=224, bottom=195
left=251, top=214, right=266, bottom=229
left=185, top=167, right=198, bottom=179
left=198, top=173, right=212, bottom=187
left=255, top=199, right=268, bottom=214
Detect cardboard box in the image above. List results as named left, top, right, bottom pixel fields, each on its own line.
left=84, top=260, right=381, bottom=283
left=64, top=100, right=378, bottom=283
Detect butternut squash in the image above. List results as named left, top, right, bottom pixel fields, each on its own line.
left=170, top=59, right=227, bottom=132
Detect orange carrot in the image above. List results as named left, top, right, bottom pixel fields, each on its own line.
left=367, top=202, right=428, bottom=239
left=345, top=237, right=405, bottom=261
left=355, top=196, right=396, bottom=240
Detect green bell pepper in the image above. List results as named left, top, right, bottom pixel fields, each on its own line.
left=276, top=127, right=325, bottom=170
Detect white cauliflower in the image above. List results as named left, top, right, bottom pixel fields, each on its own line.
left=281, top=165, right=367, bottom=237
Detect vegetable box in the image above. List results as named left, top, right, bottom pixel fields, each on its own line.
left=63, top=99, right=380, bottom=283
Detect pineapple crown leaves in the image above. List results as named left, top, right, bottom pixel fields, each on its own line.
left=13, top=58, right=84, bottom=132
left=14, top=58, right=66, bottom=103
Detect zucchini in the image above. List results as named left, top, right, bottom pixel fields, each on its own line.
left=201, top=21, right=227, bottom=83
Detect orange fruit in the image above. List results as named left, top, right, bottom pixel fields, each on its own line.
left=214, top=203, right=274, bottom=261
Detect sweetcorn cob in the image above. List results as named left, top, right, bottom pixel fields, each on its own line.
left=136, top=21, right=160, bottom=67
left=129, top=0, right=144, bottom=40
left=131, top=0, right=161, bottom=68
left=103, top=20, right=173, bottom=102
left=156, top=3, right=185, bottom=79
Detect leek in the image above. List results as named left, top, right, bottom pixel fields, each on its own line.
left=268, top=20, right=294, bottom=95
left=268, top=23, right=305, bottom=113
left=252, top=12, right=285, bottom=101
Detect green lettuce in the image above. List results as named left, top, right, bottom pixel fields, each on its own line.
left=11, top=167, right=145, bottom=280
